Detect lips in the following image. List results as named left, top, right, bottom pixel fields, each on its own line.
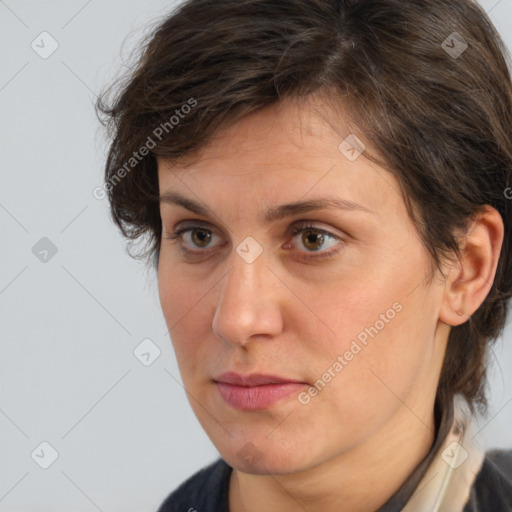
left=213, top=372, right=308, bottom=410
left=214, top=371, right=306, bottom=387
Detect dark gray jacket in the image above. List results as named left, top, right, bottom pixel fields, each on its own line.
left=156, top=449, right=512, bottom=512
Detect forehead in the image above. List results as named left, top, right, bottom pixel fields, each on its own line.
left=167, top=96, right=358, bottom=169
left=156, top=96, right=407, bottom=227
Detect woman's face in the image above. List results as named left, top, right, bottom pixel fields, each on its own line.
left=157, top=97, right=450, bottom=474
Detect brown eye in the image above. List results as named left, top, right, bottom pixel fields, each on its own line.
left=290, top=224, right=338, bottom=253
left=301, top=230, right=325, bottom=251
left=165, top=224, right=223, bottom=255
left=190, top=228, right=212, bottom=248
left=287, top=222, right=345, bottom=261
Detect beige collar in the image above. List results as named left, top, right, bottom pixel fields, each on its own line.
left=402, top=395, right=485, bottom=511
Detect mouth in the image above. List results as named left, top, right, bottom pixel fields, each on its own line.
left=213, top=372, right=308, bottom=411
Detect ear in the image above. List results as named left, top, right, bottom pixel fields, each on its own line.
left=439, top=205, right=504, bottom=327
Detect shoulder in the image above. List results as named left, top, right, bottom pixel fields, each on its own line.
left=464, top=448, right=512, bottom=511
left=155, top=458, right=232, bottom=512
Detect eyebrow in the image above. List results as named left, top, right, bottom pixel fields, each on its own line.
left=159, top=191, right=376, bottom=223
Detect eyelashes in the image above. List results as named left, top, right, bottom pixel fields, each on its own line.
left=287, top=223, right=344, bottom=260
left=164, top=221, right=346, bottom=261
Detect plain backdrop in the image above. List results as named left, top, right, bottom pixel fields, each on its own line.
left=1, top=1, right=511, bottom=510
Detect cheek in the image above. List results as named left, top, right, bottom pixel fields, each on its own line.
left=296, top=305, right=432, bottom=450
left=308, top=265, right=437, bottom=401
left=321, top=293, right=438, bottom=422
left=158, top=256, right=212, bottom=324
left=158, top=268, right=212, bottom=367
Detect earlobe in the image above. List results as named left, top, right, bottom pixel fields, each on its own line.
left=438, top=206, right=504, bottom=327
left=438, top=257, right=467, bottom=327
left=455, top=307, right=466, bottom=317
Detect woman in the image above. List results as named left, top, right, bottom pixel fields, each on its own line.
left=96, top=0, right=512, bottom=510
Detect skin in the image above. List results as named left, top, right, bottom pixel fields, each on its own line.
left=156, top=95, right=504, bottom=512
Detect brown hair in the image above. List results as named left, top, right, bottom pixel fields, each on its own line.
left=96, top=0, right=512, bottom=415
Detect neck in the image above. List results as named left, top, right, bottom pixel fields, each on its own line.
left=229, top=403, right=437, bottom=512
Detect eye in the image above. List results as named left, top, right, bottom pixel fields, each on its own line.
left=165, top=224, right=223, bottom=256
left=164, top=221, right=345, bottom=261
left=286, top=222, right=344, bottom=260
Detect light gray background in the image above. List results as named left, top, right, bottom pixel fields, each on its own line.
left=1, top=1, right=511, bottom=510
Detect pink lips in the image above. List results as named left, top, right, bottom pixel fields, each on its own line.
left=213, top=371, right=307, bottom=411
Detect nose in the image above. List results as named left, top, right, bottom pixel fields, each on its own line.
left=211, top=249, right=284, bottom=347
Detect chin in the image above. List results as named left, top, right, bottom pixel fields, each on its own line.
left=219, top=439, right=317, bottom=476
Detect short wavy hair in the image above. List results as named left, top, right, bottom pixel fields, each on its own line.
left=96, top=0, right=512, bottom=415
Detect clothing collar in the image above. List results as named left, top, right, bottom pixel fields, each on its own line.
left=401, top=394, right=485, bottom=511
